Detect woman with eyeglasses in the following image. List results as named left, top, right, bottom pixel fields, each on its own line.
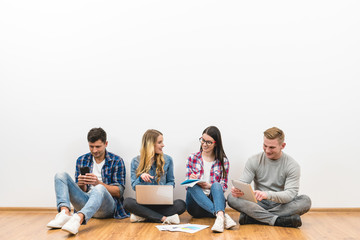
left=185, top=126, right=236, bottom=232
left=124, top=129, right=186, bottom=224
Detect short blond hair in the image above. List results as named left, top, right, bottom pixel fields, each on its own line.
left=264, top=127, right=285, bottom=144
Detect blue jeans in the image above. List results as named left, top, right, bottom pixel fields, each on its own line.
left=186, top=182, right=226, bottom=218
left=227, top=194, right=312, bottom=225
left=55, top=172, right=116, bottom=224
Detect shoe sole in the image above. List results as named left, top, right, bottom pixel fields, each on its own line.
left=130, top=218, right=145, bottom=223
left=225, top=224, right=236, bottom=229
left=47, top=224, right=62, bottom=229
left=62, top=227, right=78, bottom=235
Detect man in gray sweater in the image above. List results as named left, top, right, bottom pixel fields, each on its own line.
left=227, top=127, right=311, bottom=228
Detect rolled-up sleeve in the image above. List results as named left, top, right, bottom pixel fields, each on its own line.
left=111, top=157, right=126, bottom=197
left=130, top=157, right=143, bottom=190
left=220, top=158, right=229, bottom=192
left=165, top=156, right=175, bottom=187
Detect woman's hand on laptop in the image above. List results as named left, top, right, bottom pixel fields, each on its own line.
left=231, top=186, right=244, bottom=198
left=141, top=173, right=154, bottom=183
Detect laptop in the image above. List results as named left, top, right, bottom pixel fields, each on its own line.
left=135, top=185, right=174, bottom=205
left=232, top=179, right=258, bottom=203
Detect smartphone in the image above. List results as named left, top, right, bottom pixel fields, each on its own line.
left=80, top=166, right=90, bottom=175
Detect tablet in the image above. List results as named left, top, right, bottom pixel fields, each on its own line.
left=231, top=179, right=257, bottom=203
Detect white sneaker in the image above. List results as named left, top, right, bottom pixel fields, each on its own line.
left=224, top=213, right=236, bottom=229
left=211, top=215, right=224, bottom=233
left=47, top=209, right=72, bottom=229
left=162, top=214, right=180, bottom=224
left=130, top=214, right=146, bottom=223
left=61, top=213, right=81, bottom=235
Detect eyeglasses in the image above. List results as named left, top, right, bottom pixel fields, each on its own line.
left=199, top=137, right=216, bottom=146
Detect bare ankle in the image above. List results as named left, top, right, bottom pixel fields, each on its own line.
left=216, top=211, right=224, bottom=218
left=77, top=213, right=85, bottom=224
left=60, top=207, right=71, bottom=216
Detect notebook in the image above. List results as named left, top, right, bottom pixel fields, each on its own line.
left=135, top=185, right=174, bottom=205
left=180, top=179, right=206, bottom=187
left=231, top=179, right=258, bottom=203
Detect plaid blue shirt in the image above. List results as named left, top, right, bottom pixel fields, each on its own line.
left=185, top=151, right=229, bottom=192
left=75, top=151, right=129, bottom=219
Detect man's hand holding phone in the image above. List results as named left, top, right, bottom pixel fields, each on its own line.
left=79, top=173, right=99, bottom=185
left=78, top=167, right=99, bottom=186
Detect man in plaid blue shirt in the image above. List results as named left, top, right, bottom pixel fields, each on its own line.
left=47, top=128, right=128, bottom=235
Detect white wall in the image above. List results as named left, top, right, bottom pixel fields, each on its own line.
left=1, top=1, right=359, bottom=208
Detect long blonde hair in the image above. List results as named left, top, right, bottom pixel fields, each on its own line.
left=136, top=129, right=165, bottom=184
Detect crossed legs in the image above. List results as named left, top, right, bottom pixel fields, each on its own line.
left=227, top=194, right=311, bottom=226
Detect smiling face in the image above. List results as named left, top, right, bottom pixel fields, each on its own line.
left=89, top=139, right=108, bottom=161
left=154, top=134, right=165, bottom=154
left=263, top=137, right=285, bottom=160
left=200, top=133, right=216, bottom=154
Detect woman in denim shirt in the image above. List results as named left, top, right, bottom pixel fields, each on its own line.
left=185, top=126, right=236, bottom=232
left=124, top=129, right=186, bottom=224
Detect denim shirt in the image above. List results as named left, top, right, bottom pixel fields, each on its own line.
left=130, top=154, right=175, bottom=190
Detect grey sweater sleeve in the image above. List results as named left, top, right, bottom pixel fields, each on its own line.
left=265, top=161, right=300, bottom=204
left=239, top=158, right=257, bottom=184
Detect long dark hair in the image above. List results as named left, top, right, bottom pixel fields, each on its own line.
left=200, top=126, right=227, bottom=178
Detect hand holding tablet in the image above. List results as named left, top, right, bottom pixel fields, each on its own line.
left=231, top=179, right=258, bottom=203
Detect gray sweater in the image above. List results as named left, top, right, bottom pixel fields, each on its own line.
left=240, top=152, right=300, bottom=204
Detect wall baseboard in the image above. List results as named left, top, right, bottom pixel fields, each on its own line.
left=0, top=207, right=359, bottom=212
left=0, top=207, right=59, bottom=212
left=308, top=208, right=360, bottom=212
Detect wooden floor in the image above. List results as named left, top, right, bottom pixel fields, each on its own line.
left=1, top=210, right=360, bottom=240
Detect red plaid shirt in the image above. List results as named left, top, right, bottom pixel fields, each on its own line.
left=185, top=151, right=229, bottom=192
